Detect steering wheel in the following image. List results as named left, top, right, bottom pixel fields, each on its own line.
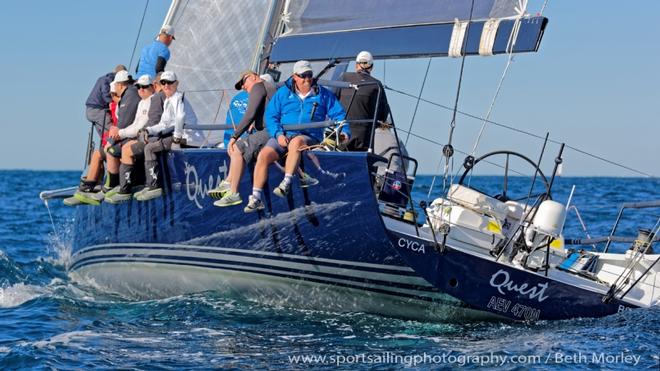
left=458, top=150, right=552, bottom=203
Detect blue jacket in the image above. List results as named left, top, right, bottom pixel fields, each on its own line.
left=136, top=40, right=170, bottom=78
left=265, top=78, right=347, bottom=142
left=85, top=72, right=114, bottom=109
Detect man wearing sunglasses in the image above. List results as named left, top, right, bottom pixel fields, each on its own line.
left=244, top=60, right=348, bottom=212
left=132, top=70, right=201, bottom=201
left=208, top=70, right=276, bottom=207
left=103, top=75, right=156, bottom=203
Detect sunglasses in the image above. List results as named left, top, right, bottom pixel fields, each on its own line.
left=160, top=80, right=176, bottom=85
left=296, top=71, right=313, bottom=79
left=137, top=84, right=151, bottom=89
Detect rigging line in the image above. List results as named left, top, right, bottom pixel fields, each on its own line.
left=404, top=58, right=433, bottom=146
left=128, top=0, right=151, bottom=74
left=447, top=0, right=475, bottom=148
left=385, top=86, right=654, bottom=178
left=397, top=129, right=527, bottom=177
left=540, top=0, right=550, bottom=16
left=442, top=0, right=476, bottom=194
left=470, top=1, right=525, bottom=158
left=468, top=1, right=527, bottom=187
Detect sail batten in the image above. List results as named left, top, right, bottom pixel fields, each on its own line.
left=270, top=17, right=547, bottom=63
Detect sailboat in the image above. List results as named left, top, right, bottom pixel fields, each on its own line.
left=38, top=0, right=577, bottom=321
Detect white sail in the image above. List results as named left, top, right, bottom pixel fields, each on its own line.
left=163, top=0, right=275, bottom=146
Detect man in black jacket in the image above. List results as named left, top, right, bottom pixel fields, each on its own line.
left=338, top=51, right=390, bottom=151
left=208, top=71, right=276, bottom=207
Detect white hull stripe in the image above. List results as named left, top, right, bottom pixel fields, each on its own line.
left=72, top=247, right=428, bottom=287
left=72, top=253, right=438, bottom=294
left=73, top=243, right=415, bottom=273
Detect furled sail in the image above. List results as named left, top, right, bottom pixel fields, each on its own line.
left=163, top=0, right=275, bottom=146
left=270, top=0, right=547, bottom=63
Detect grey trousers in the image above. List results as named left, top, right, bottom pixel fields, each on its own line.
left=144, top=136, right=173, bottom=162
left=85, top=107, right=111, bottom=136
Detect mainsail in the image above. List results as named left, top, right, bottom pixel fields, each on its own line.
left=270, top=0, right=546, bottom=62
left=163, top=0, right=276, bottom=146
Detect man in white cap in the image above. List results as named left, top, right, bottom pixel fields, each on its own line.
left=104, top=74, right=157, bottom=203
left=133, top=70, right=201, bottom=201
left=244, top=60, right=348, bottom=213
left=338, top=51, right=391, bottom=151
left=136, top=25, right=175, bottom=79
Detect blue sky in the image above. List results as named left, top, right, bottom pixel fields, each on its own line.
left=1, top=1, right=658, bottom=177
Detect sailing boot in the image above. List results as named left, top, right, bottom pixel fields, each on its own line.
left=73, top=179, right=104, bottom=206
left=135, top=160, right=163, bottom=201
left=106, top=164, right=134, bottom=204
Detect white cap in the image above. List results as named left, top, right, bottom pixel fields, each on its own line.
left=113, top=70, right=131, bottom=83
left=356, top=51, right=374, bottom=66
left=160, top=70, right=177, bottom=82
left=110, top=81, right=117, bottom=93
left=160, top=25, right=175, bottom=39
left=135, top=74, right=153, bottom=86
left=292, top=60, right=312, bottom=75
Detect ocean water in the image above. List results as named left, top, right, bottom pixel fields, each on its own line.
left=0, top=170, right=659, bottom=369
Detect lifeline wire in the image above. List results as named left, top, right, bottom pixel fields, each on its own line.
left=384, top=86, right=654, bottom=178
left=396, top=128, right=527, bottom=177
left=128, top=0, right=151, bottom=73
left=404, top=58, right=433, bottom=146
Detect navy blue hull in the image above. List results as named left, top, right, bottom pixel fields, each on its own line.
left=70, top=150, right=462, bottom=310
left=387, top=229, right=637, bottom=321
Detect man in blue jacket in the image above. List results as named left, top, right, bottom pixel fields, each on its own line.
left=136, top=25, right=175, bottom=78
left=85, top=64, right=126, bottom=135
left=244, top=60, right=349, bottom=213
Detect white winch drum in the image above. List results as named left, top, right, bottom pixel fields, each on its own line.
left=532, top=200, right=567, bottom=237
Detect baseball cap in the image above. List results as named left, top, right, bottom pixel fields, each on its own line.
left=135, top=74, right=153, bottom=86
left=160, top=70, right=177, bottom=82
left=234, top=70, right=257, bottom=90
left=356, top=51, right=374, bottom=66
left=160, top=25, right=175, bottom=39
left=113, top=70, right=132, bottom=84
left=292, top=60, right=312, bottom=75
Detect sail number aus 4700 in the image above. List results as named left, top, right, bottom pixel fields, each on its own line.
left=397, top=238, right=426, bottom=254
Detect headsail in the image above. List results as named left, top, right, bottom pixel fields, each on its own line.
left=270, top=0, right=547, bottom=62
left=163, top=0, right=276, bottom=146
